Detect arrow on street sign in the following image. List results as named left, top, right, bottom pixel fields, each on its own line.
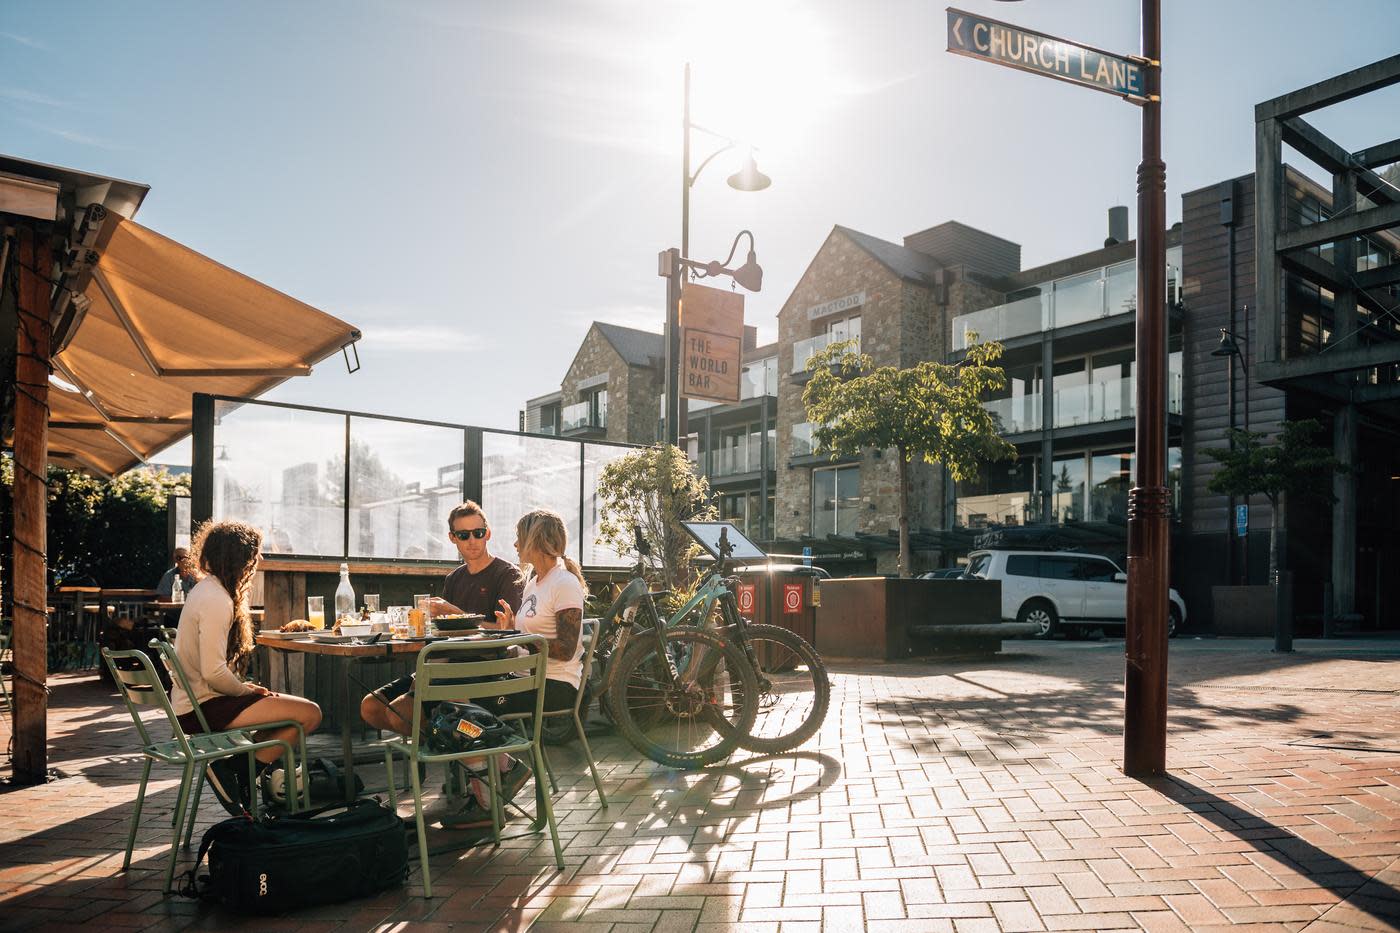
left=946, top=7, right=1150, bottom=103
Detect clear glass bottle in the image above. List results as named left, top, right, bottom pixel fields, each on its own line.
left=171, top=574, right=185, bottom=605
left=334, top=563, right=356, bottom=624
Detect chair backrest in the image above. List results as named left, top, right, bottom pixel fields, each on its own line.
left=101, top=648, right=192, bottom=754
left=574, top=620, right=601, bottom=716
left=148, top=639, right=212, bottom=734
left=410, top=634, right=547, bottom=744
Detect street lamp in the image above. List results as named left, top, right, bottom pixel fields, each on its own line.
left=661, top=230, right=765, bottom=447
left=665, top=63, right=772, bottom=448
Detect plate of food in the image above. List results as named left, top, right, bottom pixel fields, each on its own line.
left=432, top=613, right=485, bottom=632
left=308, top=633, right=358, bottom=644
left=260, top=630, right=312, bottom=641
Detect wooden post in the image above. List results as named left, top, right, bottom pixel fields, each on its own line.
left=12, top=225, right=53, bottom=784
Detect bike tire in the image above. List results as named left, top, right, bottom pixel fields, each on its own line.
left=734, top=623, right=830, bottom=754
left=607, top=625, right=758, bottom=769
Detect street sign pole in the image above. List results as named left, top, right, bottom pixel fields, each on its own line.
left=1122, top=0, right=1168, bottom=778
left=945, top=2, right=1169, bottom=776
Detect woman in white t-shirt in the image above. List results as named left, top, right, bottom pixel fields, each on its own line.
left=491, top=508, right=586, bottom=715
left=438, top=508, right=584, bottom=830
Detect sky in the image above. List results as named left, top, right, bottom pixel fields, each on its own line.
left=3, top=0, right=1398, bottom=466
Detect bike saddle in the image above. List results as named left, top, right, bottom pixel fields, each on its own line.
left=646, top=590, right=674, bottom=599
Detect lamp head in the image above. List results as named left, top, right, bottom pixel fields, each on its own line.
left=727, top=152, right=771, bottom=192
left=732, top=248, right=763, bottom=292
left=1211, top=328, right=1241, bottom=358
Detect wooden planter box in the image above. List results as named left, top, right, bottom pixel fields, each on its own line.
left=815, top=577, right=1005, bottom=660
left=1211, top=585, right=1276, bottom=636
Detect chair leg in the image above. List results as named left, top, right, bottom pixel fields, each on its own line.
left=487, top=758, right=503, bottom=847
left=540, top=741, right=559, bottom=794
left=183, top=767, right=205, bottom=848
left=165, top=762, right=194, bottom=894
left=574, top=711, right=608, bottom=808
left=247, top=753, right=260, bottom=821
left=408, top=752, right=432, bottom=898
left=383, top=749, right=398, bottom=810
left=532, top=743, right=565, bottom=870
left=124, top=759, right=152, bottom=871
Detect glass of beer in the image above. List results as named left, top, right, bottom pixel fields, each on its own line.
left=307, top=596, right=326, bottom=630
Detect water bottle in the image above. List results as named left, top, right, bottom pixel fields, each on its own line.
left=334, top=563, right=356, bottom=624
left=171, top=574, right=185, bottom=605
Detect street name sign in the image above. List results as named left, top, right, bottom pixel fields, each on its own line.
left=680, top=283, right=744, bottom=403
left=1235, top=504, right=1248, bottom=538
left=946, top=8, right=1149, bottom=102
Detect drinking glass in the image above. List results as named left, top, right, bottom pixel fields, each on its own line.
left=364, top=594, right=380, bottom=613
left=306, top=596, right=325, bottom=630
left=413, top=594, right=429, bottom=611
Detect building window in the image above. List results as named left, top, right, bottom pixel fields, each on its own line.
left=956, top=457, right=1038, bottom=528
left=827, top=315, right=861, bottom=352
left=812, top=465, right=860, bottom=537
left=587, top=387, right=607, bottom=428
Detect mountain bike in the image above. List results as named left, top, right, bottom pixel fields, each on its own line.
left=684, top=525, right=830, bottom=755
left=589, top=530, right=758, bottom=769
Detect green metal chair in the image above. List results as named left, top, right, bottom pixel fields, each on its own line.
left=149, top=638, right=312, bottom=830
left=101, top=648, right=299, bottom=894
left=499, top=620, right=607, bottom=808
left=381, top=634, right=564, bottom=897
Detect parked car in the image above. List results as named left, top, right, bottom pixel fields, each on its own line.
left=733, top=564, right=831, bottom=579
left=918, top=568, right=967, bottom=580
left=962, top=549, right=1186, bottom=638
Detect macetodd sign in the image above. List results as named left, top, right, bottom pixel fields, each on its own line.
left=680, top=283, right=744, bottom=403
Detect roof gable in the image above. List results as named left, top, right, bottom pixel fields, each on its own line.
left=594, top=322, right=664, bottom=368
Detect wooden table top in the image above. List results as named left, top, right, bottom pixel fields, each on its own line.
left=255, top=631, right=521, bottom=658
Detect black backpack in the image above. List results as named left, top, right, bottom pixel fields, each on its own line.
left=182, top=798, right=407, bottom=914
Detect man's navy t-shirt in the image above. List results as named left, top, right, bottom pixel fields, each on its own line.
left=442, top=556, right=525, bottom=617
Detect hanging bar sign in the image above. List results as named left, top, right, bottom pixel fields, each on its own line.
left=946, top=8, right=1150, bottom=103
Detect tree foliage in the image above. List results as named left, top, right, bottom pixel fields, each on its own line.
left=801, top=336, right=1016, bottom=576
left=1202, top=419, right=1342, bottom=508
left=0, top=458, right=190, bottom=590
left=595, top=444, right=717, bottom=591
left=1202, top=418, right=1344, bottom=581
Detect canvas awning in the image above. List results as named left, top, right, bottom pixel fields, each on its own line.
left=46, top=214, right=360, bottom=475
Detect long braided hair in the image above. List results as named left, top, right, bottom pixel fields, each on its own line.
left=189, top=520, right=262, bottom=671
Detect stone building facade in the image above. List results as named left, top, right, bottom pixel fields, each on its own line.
left=559, top=323, right=664, bottom=445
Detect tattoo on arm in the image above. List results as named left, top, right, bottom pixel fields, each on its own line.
left=550, top=608, right=582, bottom=662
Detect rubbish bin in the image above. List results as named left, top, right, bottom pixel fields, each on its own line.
left=734, top=566, right=822, bottom=647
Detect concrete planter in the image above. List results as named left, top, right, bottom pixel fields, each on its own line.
left=1211, top=585, right=1277, bottom=636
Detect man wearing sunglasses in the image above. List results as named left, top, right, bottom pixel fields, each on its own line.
left=359, top=501, right=524, bottom=740
left=438, top=501, right=525, bottom=619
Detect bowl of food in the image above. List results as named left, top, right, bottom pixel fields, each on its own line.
left=432, top=613, right=484, bottom=632
left=338, top=622, right=372, bottom=637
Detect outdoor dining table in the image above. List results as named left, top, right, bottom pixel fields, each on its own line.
left=254, top=631, right=516, bottom=803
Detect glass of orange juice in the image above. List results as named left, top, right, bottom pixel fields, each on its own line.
left=307, top=596, right=326, bottom=630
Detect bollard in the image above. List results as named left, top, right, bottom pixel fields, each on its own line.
left=1322, top=581, right=1333, bottom=640
left=1274, top=570, right=1294, bottom=653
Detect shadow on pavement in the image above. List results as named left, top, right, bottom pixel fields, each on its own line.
left=1153, top=775, right=1400, bottom=929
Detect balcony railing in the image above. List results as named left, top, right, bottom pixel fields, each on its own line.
left=983, top=371, right=1183, bottom=434
left=791, top=422, right=817, bottom=457
left=951, top=247, right=1183, bottom=351
left=561, top=399, right=606, bottom=432
left=792, top=333, right=859, bottom=374
left=984, top=394, right=1043, bottom=434
left=711, top=435, right=776, bottom=477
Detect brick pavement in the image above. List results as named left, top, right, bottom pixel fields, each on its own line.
left=2, top=637, right=1399, bottom=932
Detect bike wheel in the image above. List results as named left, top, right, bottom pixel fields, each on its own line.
left=608, top=625, right=758, bottom=769
left=735, top=623, right=830, bottom=754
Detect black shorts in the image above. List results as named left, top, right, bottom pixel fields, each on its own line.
left=373, top=673, right=577, bottom=717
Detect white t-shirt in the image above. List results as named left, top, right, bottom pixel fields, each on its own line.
left=517, top=559, right=585, bottom=690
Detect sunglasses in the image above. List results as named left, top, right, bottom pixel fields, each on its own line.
left=450, top=528, right=488, bottom=541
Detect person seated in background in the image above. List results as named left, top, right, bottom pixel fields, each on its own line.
left=171, top=521, right=322, bottom=814
left=155, top=546, right=198, bottom=599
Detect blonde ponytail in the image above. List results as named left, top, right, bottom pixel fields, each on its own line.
left=516, top=508, right=587, bottom=587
